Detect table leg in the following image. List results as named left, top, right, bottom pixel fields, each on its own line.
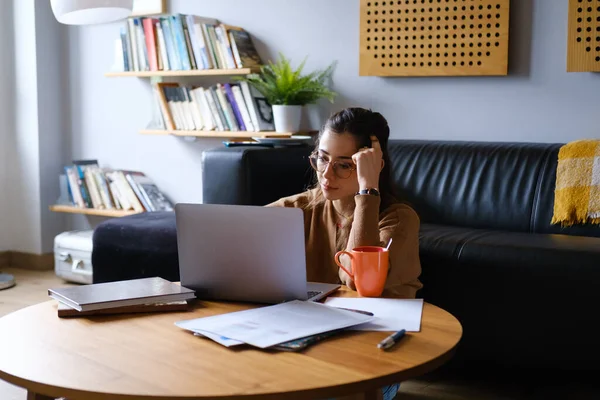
left=338, top=389, right=383, bottom=400
left=27, top=391, right=55, bottom=400
left=364, top=389, right=383, bottom=400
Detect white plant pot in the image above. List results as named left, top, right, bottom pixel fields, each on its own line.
left=272, top=105, right=303, bottom=133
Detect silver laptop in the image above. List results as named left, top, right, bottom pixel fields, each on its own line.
left=175, top=203, right=340, bottom=304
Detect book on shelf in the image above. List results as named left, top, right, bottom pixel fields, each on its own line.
left=49, top=277, right=196, bottom=312
left=112, top=13, right=263, bottom=72
left=61, top=160, right=174, bottom=213
left=225, top=26, right=262, bottom=69
left=151, top=80, right=274, bottom=132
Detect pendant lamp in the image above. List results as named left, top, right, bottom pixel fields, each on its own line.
left=50, top=0, right=134, bottom=25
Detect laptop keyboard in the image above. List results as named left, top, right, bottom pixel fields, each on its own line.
left=307, top=290, right=323, bottom=299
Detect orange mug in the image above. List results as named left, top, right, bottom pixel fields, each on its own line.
left=334, top=246, right=389, bottom=297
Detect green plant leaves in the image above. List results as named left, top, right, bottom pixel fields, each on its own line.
left=237, top=53, right=337, bottom=106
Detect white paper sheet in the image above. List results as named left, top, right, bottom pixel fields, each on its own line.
left=175, top=300, right=373, bottom=348
left=323, top=297, right=424, bottom=332
left=193, top=331, right=244, bottom=347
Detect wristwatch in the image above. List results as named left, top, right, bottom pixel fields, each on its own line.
left=356, top=188, right=380, bottom=197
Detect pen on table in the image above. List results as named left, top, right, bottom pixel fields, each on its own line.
left=377, top=329, right=406, bottom=350
left=334, top=307, right=374, bottom=316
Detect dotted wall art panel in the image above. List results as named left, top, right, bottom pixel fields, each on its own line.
left=567, top=0, right=600, bottom=72
left=359, top=0, right=510, bottom=76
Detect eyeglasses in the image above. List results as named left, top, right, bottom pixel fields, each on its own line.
left=309, top=152, right=356, bottom=179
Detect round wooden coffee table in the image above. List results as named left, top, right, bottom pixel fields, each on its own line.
left=0, top=290, right=462, bottom=400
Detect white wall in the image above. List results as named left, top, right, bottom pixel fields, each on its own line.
left=65, top=0, right=600, bottom=212
left=0, top=1, right=15, bottom=252
left=0, top=0, right=68, bottom=253
left=35, top=0, right=69, bottom=251
left=9, top=0, right=42, bottom=253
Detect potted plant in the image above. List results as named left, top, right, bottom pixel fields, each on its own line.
left=238, top=53, right=337, bottom=133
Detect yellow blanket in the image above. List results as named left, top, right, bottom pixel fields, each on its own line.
left=552, top=139, right=600, bottom=226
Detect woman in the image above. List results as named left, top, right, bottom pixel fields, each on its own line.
left=268, top=107, right=422, bottom=298
left=268, top=108, right=421, bottom=400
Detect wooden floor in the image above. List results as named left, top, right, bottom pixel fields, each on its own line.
left=0, top=267, right=598, bottom=400
left=0, top=268, right=78, bottom=400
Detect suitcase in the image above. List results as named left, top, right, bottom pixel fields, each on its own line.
left=54, top=230, right=94, bottom=284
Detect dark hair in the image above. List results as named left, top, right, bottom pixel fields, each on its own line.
left=311, top=107, right=399, bottom=211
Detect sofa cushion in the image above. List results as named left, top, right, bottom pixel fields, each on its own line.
left=419, top=223, right=491, bottom=259
left=418, top=227, right=600, bottom=370
left=460, top=230, right=600, bottom=269
left=388, top=140, right=561, bottom=233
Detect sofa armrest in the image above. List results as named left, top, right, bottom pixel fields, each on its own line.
left=201, top=145, right=314, bottom=206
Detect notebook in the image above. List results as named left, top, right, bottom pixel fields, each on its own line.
left=56, top=300, right=190, bottom=318
left=49, top=277, right=196, bottom=312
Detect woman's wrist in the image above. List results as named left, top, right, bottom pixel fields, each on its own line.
left=359, top=181, right=379, bottom=191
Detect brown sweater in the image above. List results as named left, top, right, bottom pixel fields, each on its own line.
left=267, top=189, right=423, bottom=298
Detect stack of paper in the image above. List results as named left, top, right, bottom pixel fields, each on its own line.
left=175, top=300, right=374, bottom=349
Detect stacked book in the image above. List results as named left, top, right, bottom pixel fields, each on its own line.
left=49, top=277, right=196, bottom=318
left=63, top=159, right=173, bottom=212
left=113, top=13, right=262, bottom=72
left=152, top=81, right=274, bottom=132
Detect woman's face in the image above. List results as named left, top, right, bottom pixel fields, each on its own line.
left=314, top=130, right=361, bottom=201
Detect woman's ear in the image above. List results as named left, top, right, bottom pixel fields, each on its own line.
left=381, top=159, right=385, bottom=171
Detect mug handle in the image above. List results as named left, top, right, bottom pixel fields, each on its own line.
left=334, top=251, right=354, bottom=280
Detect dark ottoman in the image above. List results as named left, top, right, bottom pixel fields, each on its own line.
left=92, top=211, right=178, bottom=283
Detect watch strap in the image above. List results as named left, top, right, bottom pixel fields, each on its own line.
left=356, top=188, right=380, bottom=197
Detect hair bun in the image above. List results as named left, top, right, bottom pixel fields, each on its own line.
left=369, top=111, right=390, bottom=140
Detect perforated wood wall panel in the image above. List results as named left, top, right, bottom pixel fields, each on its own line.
left=567, top=0, right=600, bottom=72
left=359, top=0, right=510, bottom=76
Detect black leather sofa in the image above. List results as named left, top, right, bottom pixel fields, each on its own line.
left=92, top=140, right=600, bottom=372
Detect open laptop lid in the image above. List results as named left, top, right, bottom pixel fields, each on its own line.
left=175, top=203, right=309, bottom=304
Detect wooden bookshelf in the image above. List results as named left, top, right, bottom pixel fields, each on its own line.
left=105, top=68, right=260, bottom=78
left=139, top=129, right=294, bottom=138
left=49, top=205, right=142, bottom=217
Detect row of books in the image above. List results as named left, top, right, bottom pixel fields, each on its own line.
left=153, top=81, right=275, bottom=132
left=63, top=160, right=174, bottom=212
left=113, top=13, right=262, bottom=72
